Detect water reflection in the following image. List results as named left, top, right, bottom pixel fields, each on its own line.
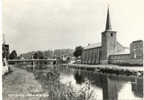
left=74, top=71, right=85, bottom=84
left=59, top=67, right=143, bottom=100
left=132, top=78, right=143, bottom=98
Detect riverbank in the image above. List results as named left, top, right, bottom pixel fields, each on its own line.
left=3, top=64, right=143, bottom=100
left=3, top=67, right=47, bottom=100
left=3, top=64, right=96, bottom=100
left=61, top=64, right=143, bottom=77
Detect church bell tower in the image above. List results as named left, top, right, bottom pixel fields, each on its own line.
left=101, top=7, right=117, bottom=64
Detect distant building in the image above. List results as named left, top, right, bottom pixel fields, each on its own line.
left=81, top=8, right=143, bottom=66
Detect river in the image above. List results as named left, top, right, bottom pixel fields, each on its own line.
left=57, top=66, right=143, bottom=100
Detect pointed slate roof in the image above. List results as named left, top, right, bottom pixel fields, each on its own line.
left=105, top=8, right=112, bottom=31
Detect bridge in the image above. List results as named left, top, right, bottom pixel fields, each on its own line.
left=8, top=59, right=56, bottom=64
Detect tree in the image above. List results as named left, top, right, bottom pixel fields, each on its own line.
left=33, top=51, right=44, bottom=59
left=32, top=51, right=45, bottom=69
left=9, top=50, right=17, bottom=59
left=73, top=46, right=84, bottom=58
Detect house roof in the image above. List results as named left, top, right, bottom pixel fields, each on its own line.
left=113, top=47, right=130, bottom=55
left=112, top=41, right=130, bottom=55
left=84, top=41, right=130, bottom=54
left=84, top=43, right=101, bottom=50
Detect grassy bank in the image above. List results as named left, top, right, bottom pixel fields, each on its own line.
left=61, top=64, right=143, bottom=77
left=3, top=66, right=46, bottom=100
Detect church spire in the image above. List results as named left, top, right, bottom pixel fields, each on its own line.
left=105, top=7, right=112, bottom=31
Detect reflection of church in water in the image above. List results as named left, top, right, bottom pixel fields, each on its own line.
left=81, top=8, right=143, bottom=65
left=74, top=71, right=143, bottom=100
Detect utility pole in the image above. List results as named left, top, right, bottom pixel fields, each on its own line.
left=32, top=55, right=35, bottom=72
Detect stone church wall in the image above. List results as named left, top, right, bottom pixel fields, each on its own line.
left=81, top=47, right=101, bottom=64
left=108, top=58, right=143, bottom=66
left=109, top=54, right=130, bottom=60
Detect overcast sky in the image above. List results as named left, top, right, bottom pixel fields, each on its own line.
left=3, top=0, right=144, bottom=54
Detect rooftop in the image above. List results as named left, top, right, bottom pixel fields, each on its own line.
left=84, top=43, right=101, bottom=50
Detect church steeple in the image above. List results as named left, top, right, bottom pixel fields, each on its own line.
left=105, top=7, right=112, bottom=31
left=101, top=7, right=117, bottom=64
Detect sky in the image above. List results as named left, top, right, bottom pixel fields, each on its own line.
left=2, top=0, right=144, bottom=54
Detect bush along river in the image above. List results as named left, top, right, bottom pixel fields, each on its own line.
left=29, top=64, right=143, bottom=100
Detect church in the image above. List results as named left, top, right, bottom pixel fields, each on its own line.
left=81, top=8, right=143, bottom=65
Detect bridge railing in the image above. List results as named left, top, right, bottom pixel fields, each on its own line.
left=8, top=59, right=56, bottom=62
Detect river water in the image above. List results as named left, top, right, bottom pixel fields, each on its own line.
left=57, top=66, right=143, bottom=100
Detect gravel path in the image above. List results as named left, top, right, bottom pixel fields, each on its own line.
left=3, top=67, right=48, bottom=100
